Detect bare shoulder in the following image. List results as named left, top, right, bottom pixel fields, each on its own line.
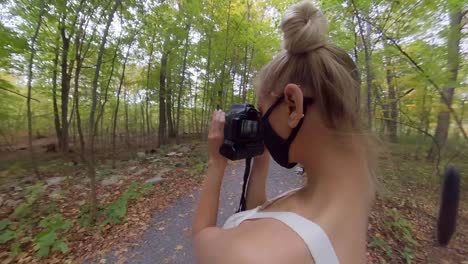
left=193, top=219, right=313, bottom=264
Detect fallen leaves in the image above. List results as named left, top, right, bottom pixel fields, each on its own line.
left=0, top=143, right=208, bottom=264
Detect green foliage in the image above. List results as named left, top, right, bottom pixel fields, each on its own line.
left=103, top=182, right=153, bottom=225
left=0, top=182, right=72, bottom=258
left=13, top=182, right=44, bottom=219
left=0, top=219, right=12, bottom=230
left=0, top=229, right=16, bottom=244
left=96, top=167, right=113, bottom=179
left=78, top=203, right=93, bottom=228
left=191, top=160, right=207, bottom=176
left=401, top=246, right=415, bottom=264
left=34, top=214, right=72, bottom=258
left=383, top=208, right=419, bottom=262
left=369, top=236, right=393, bottom=257
left=386, top=208, right=419, bottom=247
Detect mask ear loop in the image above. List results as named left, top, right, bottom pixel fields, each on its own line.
left=261, top=96, right=284, bottom=120
left=286, top=98, right=314, bottom=144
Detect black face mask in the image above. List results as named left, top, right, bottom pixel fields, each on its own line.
left=260, top=96, right=314, bottom=168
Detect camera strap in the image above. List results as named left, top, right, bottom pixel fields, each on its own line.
left=236, top=157, right=252, bottom=213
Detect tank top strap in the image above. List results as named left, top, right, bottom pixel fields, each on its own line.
left=260, top=187, right=302, bottom=209
left=245, top=211, right=340, bottom=264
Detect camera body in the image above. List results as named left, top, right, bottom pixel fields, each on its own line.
left=219, top=104, right=264, bottom=160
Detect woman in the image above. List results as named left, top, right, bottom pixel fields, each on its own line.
left=192, top=1, right=375, bottom=263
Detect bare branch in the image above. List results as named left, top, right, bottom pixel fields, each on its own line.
left=0, top=87, right=40, bottom=102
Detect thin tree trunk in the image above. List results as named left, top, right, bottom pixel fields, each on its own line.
left=26, top=0, right=45, bottom=178
left=176, top=23, right=191, bottom=143
left=87, top=0, right=119, bottom=222
left=158, top=47, right=169, bottom=146
left=218, top=0, right=232, bottom=109
left=193, top=83, right=199, bottom=135
left=415, top=85, right=429, bottom=158
left=112, top=44, right=131, bottom=168
left=52, top=35, right=62, bottom=149
left=384, top=54, right=398, bottom=143
left=201, top=30, right=213, bottom=138
left=74, top=19, right=87, bottom=161
left=364, top=20, right=373, bottom=129
left=124, top=89, right=130, bottom=147
left=427, top=10, right=463, bottom=161
left=59, top=16, right=72, bottom=153
left=96, top=36, right=122, bottom=129
left=351, top=1, right=374, bottom=129
left=167, top=66, right=175, bottom=138
left=145, top=35, right=155, bottom=144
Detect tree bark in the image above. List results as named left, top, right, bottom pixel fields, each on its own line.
left=59, top=16, right=72, bottom=153
left=201, top=30, right=213, bottom=137
left=52, top=35, right=62, bottom=149
left=158, top=48, right=169, bottom=146
left=145, top=35, right=155, bottom=143
left=218, top=0, right=232, bottom=109
left=124, top=89, right=130, bottom=147
left=427, top=10, right=463, bottom=161
left=176, top=23, right=191, bottom=143
left=364, top=20, right=373, bottom=129
left=87, top=0, right=119, bottom=222
left=384, top=55, right=398, bottom=143
left=26, top=0, right=45, bottom=178
left=112, top=44, right=131, bottom=168
left=96, top=36, right=122, bottom=130
left=73, top=16, right=89, bottom=161
left=351, top=0, right=374, bottom=129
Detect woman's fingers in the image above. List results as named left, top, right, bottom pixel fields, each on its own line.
left=208, top=110, right=225, bottom=139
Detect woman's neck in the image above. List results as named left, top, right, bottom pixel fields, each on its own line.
left=297, top=144, right=375, bottom=216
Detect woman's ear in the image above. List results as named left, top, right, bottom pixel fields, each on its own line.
left=283, top=84, right=304, bottom=129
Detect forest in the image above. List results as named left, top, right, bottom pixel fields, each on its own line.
left=0, top=0, right=467, bottom=263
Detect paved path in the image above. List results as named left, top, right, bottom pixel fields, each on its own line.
left=108, top=161, right=302, bottom=264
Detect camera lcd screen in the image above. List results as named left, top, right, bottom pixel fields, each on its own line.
left=240, top=120, right=258, bottom=138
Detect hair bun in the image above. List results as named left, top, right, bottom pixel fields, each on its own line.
left=280, top=1, right=328, bottom=54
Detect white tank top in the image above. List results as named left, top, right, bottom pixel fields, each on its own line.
left=222, top=188, right=340, bottom=264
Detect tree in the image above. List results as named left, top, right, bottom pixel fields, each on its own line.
left=87, top=0, right=120, bottom=221
left=26, top=0, right=46, bottom=178
left=427, top=6, right=464, bottom=161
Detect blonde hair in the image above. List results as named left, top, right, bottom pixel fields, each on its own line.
left=257, top=1, right=378, bottom=188
left=256, top=0, right=362, bottom=132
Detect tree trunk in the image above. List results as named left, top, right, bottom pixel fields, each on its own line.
left=158, top=48, right=169, bottom=146
left=87, top=0, right=119, bottom=222
left=73, top=19, right=87, bottom=161
left=166, top=66, right=176, bottom=138
left=96, top=36, right=122, bottom=130
left=218, top=0, right=232, bottom=110
left=124, top=89, right=130, bottom=147
left=176, top=23, right=191, bottom=143
left=427, top=10, right=463, bottom=161
left=59, top=16, right=72, bottom=153
left=52, top=35, right=62, bottom=149
left=112, top=44, right=131, bottom=168
left=26, top=0, right=45, bottom=178
left=364, top=20, right=373, bottom=129
left=145, top=35, right=155, bottom=144
left=201, top=30, right=213, bottom=138
left=384, top=54, right=398, bottom=143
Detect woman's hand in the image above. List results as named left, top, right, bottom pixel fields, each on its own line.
left=208, top=110, right=227, bottom=167
left=192, top=111, right=228, bottom=237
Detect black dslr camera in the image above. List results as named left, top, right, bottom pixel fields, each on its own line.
left=219, top=104, right=264, bottom=160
